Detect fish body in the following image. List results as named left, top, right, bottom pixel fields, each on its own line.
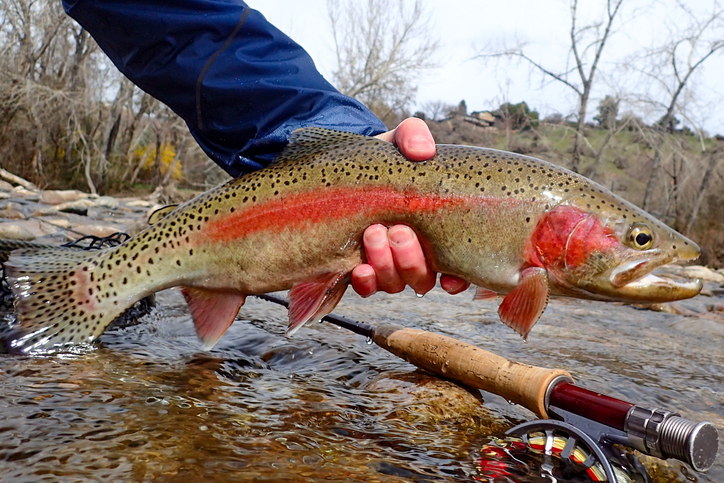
left=1, top=128, right=702, bottom=353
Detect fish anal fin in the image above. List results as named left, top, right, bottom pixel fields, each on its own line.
left=286, top=272, right=350, bottom=336
left=474, top=287, right=499, bottom=300
left=181, top=287, right=245, bottom=350
left=498, top=267, right=550, bottom=340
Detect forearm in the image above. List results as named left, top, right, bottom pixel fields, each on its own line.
left=63, top=0, right=386, bottom=176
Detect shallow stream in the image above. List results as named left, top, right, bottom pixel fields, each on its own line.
left=1, top=283, right=722, bottom=482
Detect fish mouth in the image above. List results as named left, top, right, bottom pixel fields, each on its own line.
left=605, top=257, right=702, bottom=302
left=612, top=271, right=703, bottom=302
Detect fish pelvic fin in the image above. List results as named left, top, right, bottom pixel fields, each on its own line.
left=181, top=287, right=245, bottom=350
left=3, top=246, right=124, bottom=354
left=286, top=272, right=350, bottom=336
left=498, top=267, right=550, bottom=340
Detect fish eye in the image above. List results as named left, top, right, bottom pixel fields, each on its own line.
left=627, top=223, right=654, bottom=250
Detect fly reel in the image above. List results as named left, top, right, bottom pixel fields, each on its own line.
left=476, top=419, right=649, bottom=482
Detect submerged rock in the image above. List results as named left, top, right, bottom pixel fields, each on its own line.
left=364, top=370, right=505, bottom=430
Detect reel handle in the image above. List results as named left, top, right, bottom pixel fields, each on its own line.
left=549, top=381, right=720, bottom=472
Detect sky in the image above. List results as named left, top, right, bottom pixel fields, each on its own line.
left=253, top=0, right=724, bottom=135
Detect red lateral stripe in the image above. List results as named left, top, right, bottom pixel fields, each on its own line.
left=203, top=187, right=477, bottom=243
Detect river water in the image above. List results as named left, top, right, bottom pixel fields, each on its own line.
left=0, top=281, right=722, bottom=482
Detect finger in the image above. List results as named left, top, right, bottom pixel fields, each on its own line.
left=351, top=264, right=377, bottom=298
left=375, top=117, right=435, bottom=162
left=440, top=275, right=470, bottom=295
left=387, top=225, right=436, bottom=295
left=362, top=224, right=405, bottom=293
left=393, top=118, right=436, bottom=161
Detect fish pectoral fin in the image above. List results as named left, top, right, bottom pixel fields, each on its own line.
left=286, top=272, right=350, bottom=336
left=473, top=287, right=499, bottom=300
left=181, top=287, right=246, bottom=350
left=498, top=267, right=550, bottom=340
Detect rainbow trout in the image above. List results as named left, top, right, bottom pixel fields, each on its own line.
left=1, top=128, right=702, bottom=353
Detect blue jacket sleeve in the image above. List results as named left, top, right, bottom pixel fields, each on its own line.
left=62, top=0, right=387, bottom=177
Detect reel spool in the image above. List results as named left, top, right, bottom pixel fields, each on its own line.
left=476, top=419, right=650, bottom=482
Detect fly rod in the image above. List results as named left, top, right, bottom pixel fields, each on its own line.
left=255, top=293, right=719, bottom=474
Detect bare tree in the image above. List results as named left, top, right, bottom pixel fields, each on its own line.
left=328, top=0, right=440, bottom=123
left=0, top=0, right=214, bottom=193
left=627, top=1, right=724, bottom=210
left=477, top=0, right=625, bottom=172
left=685, top=146, right=723, bottom=235
left=420, top=100, right=456, bottom=121
left=584, top=95, right=633, bottom=179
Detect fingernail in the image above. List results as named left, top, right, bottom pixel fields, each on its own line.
left=389, top=226, right=413, bottom=247
left=364, top=225, right=387, bottom=247
left=407, top=135, right=434, bottom=154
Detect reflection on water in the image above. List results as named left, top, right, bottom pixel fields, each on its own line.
left=0, top=285, right=722, bottom=482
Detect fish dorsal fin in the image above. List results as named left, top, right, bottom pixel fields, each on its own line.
left=498, top=267, right=550, bottom=340
left=147, top=204, right=178, bottom=225
left=279, top=128, right=382, bottom=162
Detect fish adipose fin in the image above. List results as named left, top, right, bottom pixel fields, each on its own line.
left=286, top=272, right=349, bottom=336
left=498, top=267, right=550, bottom=340
left=181, top=288, right=246, bottom=350
left=2, top=247, right=120, bottom=353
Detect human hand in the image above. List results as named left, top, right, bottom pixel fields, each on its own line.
left=350, top=118, right=471, bottom=298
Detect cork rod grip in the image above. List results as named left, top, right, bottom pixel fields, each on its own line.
left=371, top=323, right=572, bottom=418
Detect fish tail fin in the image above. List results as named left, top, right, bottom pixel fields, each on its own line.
left=2, top=246, right=128, bottom=353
